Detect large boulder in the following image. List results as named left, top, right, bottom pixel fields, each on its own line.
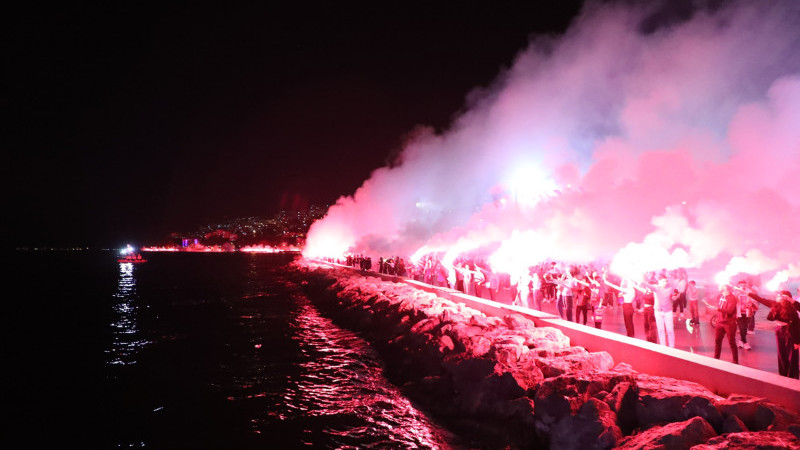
left=506, top=358, right=545, bottom=393
left=721, top=414, right=748, bottom=434
left=533, top=349, right=614, bottom=378
left=715, top=394, right=800, bottom=432
left=691, top=430, right=800, bottom=449
left=503, top=313, right=537, bottom=331
left=681, top=396, right=725, bottom=432
left=522, top=327, right=571, bottom=350
left=533, top=375, right=581, bottom=436
left=635, top=374, right=723, bottom=427
left=493, top=343, right=528, bottom=367
left=550, top=398, right=623, bottom=450
left=616, top=416, right=717, bottom=449
left=606, top=381, right=640, bottom=434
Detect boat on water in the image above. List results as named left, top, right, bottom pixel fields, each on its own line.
left=118, top=253, right=147, bottom=263
left=118, top=245, right=147, bottom=263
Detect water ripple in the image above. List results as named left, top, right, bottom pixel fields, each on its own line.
left=255, top=296, right=453, bottom=448
left=106, top=262, right=150, bottom=366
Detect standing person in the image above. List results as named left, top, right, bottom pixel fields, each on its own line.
left=531, top=271, right=543, bottom=311
left=687, top=280, right=700, bottom=326
left=543, top=263, right=557, bottom=302
left=602, top=267, right=621, bottom=308
left=673, top=269, right=688, bottom=319
left=423, top=257, right=433, bottom=285
left=476, top=263, right=494, bottom=301
left=455, top=262, right=466, bottom=293
left=641, top=285, right=658, bottom=344
left=508, top=268, right=520, bottom=305
left=562, top=268, right=576, bottom=322
left=590, top=271, right=607, bottom=310
left=712, top=284, right=739, bottom=364
left=515, top=268, right=532, bottom=308
left=554, top=277, right=563, bottom=317
left=471, top=264, right=480, bottom=296
left=605, top=276, right=636, bottom=337
left=591, top=287, right=604, bottom=329
left=640, top=276, right=677, bottom=347
left=446, top=263, right=457, bottom=290
left=735, top=280, right=757, bottom=350
left=744, top=288, right=800, bottom=379
left=573, top=273, right=592, bottom=325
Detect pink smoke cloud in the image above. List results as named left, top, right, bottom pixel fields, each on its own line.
left=304, top=1, right=800, bottom=291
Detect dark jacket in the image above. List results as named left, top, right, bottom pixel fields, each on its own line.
left=749, top=293, right=800, bottom=345
left=715, top=293, right=738, bottom=325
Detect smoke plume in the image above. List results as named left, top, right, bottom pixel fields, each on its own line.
left=304, top=0, right=800, bottom=289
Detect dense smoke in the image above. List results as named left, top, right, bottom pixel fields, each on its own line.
left=304, top=0, right=800, bottom=288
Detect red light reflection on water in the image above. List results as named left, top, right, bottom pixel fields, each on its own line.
left=239, top=298, right=453, bottom=447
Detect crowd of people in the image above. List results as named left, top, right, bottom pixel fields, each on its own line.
left=336, top=252, right=800, bottom=379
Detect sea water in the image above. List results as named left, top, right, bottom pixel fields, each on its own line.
left=7, top=251, right=459, bottom=449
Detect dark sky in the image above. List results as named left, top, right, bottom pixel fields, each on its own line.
left=7, top=2, right=584, bottom=248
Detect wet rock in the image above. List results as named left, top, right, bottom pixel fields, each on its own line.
left=681, top=396, right=724, bottom=432
left=551, top=398, right=623, bottom=450
left=616, top=416, right=717, bottom=449
left=721, top=414, right=748, bottom=433
left=607, top=381, right=639, bottom=434
left=505, top=397, right=537, bottom=431
left=691, top=430, right=800, bottom=449
left=635, top=374, right=723, bottom=427
left=534, top=375, right=584, bottom=417
left=716, top=394, right=800, bottom=432
left=443, top=356, right=496, bottom=389
left=445, top=358, right=526, bottom=417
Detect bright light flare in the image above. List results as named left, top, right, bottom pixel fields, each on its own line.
left=303, top=226, right=353, bottom=260
left=489, top=231, right=541, bottom=276
left=506, top=164, right=558, bottom=206
left=766, top=270, right=789, bottom=292
left=713, top=271, right=733, bottom=287
left=411, top=245, right=440, bottom=265
left=610, top=241, right=688, bottom=282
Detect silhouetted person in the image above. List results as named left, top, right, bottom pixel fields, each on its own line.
left=713, top=285, right=739, bottom=364
left=745, top=288, right=800, bottom=378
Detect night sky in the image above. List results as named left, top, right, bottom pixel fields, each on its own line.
left=8, top=2, right=585, bottom=248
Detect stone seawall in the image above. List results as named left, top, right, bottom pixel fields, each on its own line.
left=295, top=261, right=800, bottom=449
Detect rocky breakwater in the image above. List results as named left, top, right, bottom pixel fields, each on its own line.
left=295, top=261, right=800, bottom=449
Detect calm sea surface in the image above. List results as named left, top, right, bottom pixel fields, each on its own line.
left=7, top=251, right=459, bottom=449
